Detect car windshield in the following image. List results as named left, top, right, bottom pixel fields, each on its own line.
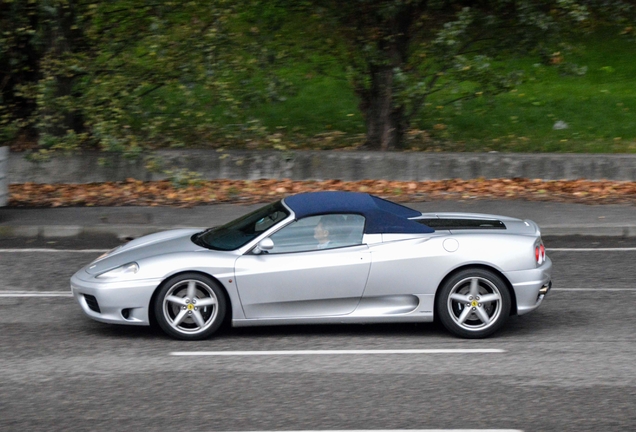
left=194, top=201, right=290, bottom=251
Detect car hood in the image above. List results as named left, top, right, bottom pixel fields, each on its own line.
left=85, top=228, right=204, bottom=275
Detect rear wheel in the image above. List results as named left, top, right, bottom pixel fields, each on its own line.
left=436, top=268, right=511, bottom=339
left=153, top=273, right=226, bottom=340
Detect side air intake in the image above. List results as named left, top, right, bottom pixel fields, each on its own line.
left=417, top=219, right=506, bottom=230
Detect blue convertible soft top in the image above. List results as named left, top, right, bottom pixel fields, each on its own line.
left=284, top=191, right=434, bottom=234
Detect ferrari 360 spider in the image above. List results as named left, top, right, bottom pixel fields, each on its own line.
left=71, top=191, right=552, bottom=339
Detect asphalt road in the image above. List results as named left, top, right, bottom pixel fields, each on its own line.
left=1, top=237, right=635, bottom=432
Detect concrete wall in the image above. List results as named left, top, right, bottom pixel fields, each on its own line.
left=9, top=149, right=636, bottom=184
left=0, top=147, right=8, bottom=205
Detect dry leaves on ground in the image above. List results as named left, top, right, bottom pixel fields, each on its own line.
left=8, top=178, right=636, bottom=207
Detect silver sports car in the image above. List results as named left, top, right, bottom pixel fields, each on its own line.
left=71, top=191, right=552, bottom=340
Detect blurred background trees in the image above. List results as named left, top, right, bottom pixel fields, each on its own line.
left=1, top=0, right=634, bottom=155
left=1, top=0, right=248, bottom=158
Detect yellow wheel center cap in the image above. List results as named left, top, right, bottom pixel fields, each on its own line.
left=471, top=300, right=479, bottom=307
left=187, top=304, right=195, bottom=311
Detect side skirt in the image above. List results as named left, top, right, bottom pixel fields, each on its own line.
left=232, top=314, right=434, bottom=327
left=232, top=294, right=435, bottom=327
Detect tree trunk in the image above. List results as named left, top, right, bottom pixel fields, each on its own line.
left=361, top=66, right=405, bottom=151
left=357, top=6, right=412, bottom=151
left=43, top=1, right=85, bottom=137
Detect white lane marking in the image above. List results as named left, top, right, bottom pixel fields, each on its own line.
left=548, top=247, right=636, bottom=252
left=222, top=430, right=523, bottom=432
left=552, top=288, right=636, bottom=291
left=0, top=291, right=73, bottom=297
left=0, top=248, right=108, bottom=253
left=170, top=349, right=506, bottom=356
left=1, top=247, right=633, bottom=253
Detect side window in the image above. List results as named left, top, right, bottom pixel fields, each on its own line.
left=269, top=214, right=365, bottom=254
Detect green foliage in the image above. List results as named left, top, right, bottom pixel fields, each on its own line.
left=0, top=0, right=301, bottom=156
left=1, top=0, right=635, bottom=154
left=0, top=1, right=43, bottom=141
left=165, top=168, right=205, bottom=189
left=419, top=27, right=636, bottom=152
left=304, top=0, right=613, bottom=149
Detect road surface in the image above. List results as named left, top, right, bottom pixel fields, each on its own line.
left=1, top=236, right=634, bottom=431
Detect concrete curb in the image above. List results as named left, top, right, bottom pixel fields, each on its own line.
left=540, top=225, right=636, bottom=237
left=3, top=223, right=636, bottom=239
left=0, top=225, right=205, bottom=240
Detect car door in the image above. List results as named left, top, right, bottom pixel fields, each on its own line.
left=234, top=214, right=370, bottom=319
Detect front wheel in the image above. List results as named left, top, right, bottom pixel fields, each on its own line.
left=153, top=273, right=226, bottom=341
left=436, top=268, right=511, bottom=339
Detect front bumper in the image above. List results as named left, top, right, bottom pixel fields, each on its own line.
left=504, top=257, right=553, bottom=315
left=71, top=270, right=161, bottom=326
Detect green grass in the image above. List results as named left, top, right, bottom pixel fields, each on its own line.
left=417, top=28, right=636, bottom=152
left=248, top=76, right=363, bottom=135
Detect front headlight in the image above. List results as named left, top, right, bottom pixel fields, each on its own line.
left=96, top=262, right=139, bottom=279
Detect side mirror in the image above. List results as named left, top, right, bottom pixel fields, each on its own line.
left=253, top=238, right=274, bottom=254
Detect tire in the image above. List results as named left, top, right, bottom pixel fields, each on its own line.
left=436, top=268, right=511, bottom=339
left=153, top=272, right=227, bottom=341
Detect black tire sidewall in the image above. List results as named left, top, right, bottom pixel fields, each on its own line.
left=153, top=272, right=227, bottom=341
left=436, top=268, right=511, bottom=339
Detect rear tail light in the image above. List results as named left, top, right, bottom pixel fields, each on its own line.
left=535, top=241, right=546, bottom=265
